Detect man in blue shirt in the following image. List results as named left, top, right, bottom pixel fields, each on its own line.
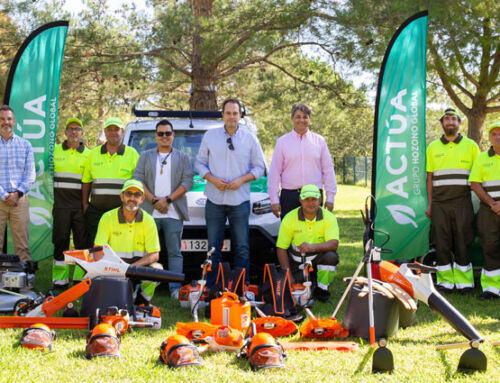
left=196, top=99, right=266, bottom=286
left=0, top=105, right=36, bottom=261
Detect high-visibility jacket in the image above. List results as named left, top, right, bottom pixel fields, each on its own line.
left=469, top=146, right=500, bottom=206
left=469, top=146, right=500, bottom=296
left=277, top=207, right=339, bottom=291
left=53, top=141, right=90, bottom=209
left=94, top=207, right=160, bottom=263
left=81, top=144, right=139, bottom=211
left=426, top=134, right=479, bottom=202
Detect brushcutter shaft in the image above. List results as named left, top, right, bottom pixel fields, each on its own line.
left=331, top=259, right=365, bottom=319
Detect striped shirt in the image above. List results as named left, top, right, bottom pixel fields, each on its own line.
left=0, top=134, right=36, bottom=199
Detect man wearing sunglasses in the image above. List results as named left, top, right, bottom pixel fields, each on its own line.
left=94, top=179, right=162, bottom=304
left=133, top=119, right=194, bottom=299
left=196, top=99, right=266, bottom=286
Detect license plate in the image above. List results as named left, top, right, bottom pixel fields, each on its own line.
left=181, top=239, right=231, bottom=252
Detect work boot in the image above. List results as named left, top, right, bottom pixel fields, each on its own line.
left=435, top=285, right=454, bottom=295
left=478, top=291, right=500, bottom=300
left=457, top=287, right=474, bottom=296
left=313, top=287, right=330, bottom=303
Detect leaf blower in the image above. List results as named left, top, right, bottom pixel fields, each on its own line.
left=379, top=261, right=487, bottom=372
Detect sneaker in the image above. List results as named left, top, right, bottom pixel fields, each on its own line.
left=478, top=291, right=500, bottom=300
left=457, top=287, right=474, bottom=296
left=313, top=287, right=331, bottom=303
left=170, top=289, right=179, bottom=300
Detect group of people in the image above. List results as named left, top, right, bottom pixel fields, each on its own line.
left=0, top=100, right=340, bottom=304
left=1, top=101, right=498, bottom=304
left=426, top=108, right=500, bottom=300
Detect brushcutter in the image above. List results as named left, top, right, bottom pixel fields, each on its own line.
left=379, top=261, right=487, bottom=372
left=250, top=306, right=298, bottom=337
left=178, top=247, right=215, bottom=310
left=176, top=247, right=219, bottom=341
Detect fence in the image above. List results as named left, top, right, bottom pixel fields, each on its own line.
left=334, top=156, right=372, bottom=186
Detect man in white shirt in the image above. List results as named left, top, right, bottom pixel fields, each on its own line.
left=133, top=120, right=194, bottom=298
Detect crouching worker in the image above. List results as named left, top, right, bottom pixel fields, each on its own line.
left=94, top=179, right=162, bottom=304
left=276, top=184, right=339, bottom=303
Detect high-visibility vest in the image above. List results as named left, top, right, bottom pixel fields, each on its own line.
left=426, top=134, right=479, bottom=202
left=469, top=146, right=500, bottom=206
left=81, top=144, right=139, bottom=211
left=53, top=141, right=90, bottom=209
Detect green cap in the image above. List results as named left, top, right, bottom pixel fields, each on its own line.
left=65, top=117, right=83, bottom=129
left=104, top=117, right=124, bottom=130
left=488, top=121, right=500, bottom=134
left=121, top=179, right=144, bottom=194
left=439, top=108, right=461, bottom=122
left=300, top=184, right=321, bottom=200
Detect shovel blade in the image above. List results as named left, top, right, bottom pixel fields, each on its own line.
left=458, top=348, right=487, bottom=372
left=372, top=346, right=394, bottom=373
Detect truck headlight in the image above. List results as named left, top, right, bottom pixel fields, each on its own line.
left=252, top=197, right=272, bottom=215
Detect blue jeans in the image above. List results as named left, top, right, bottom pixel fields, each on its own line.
left=205, top=200, right=250, bottom=286
left=155, top=217, right=184, bottom=291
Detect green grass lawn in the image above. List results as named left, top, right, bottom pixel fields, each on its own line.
left=1, top=184, right=499, bottom=382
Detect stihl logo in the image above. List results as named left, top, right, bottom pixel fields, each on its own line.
left=276, top=280, right=281, bottom=296
left=104, top=266, right=120, bottom=273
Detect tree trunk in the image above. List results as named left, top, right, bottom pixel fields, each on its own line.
left=465, top=95, right=487, bottom=149
left=190, top=0, right=218, bottom=111
left=466, top=109, right=486, bottom=149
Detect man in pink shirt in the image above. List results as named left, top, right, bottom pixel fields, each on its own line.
left=267, top=103, right=337, bottom=219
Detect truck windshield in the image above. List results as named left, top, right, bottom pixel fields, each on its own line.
left=128, top=130, right=205, bottom=174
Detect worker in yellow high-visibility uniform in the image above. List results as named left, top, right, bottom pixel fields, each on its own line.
left=94, top=179, right=161, bottom=304
left=426, top=108, right=479, bottom=294
left=52, top=117, right=90, bottom=289
left=469, top=121, right=500, bottom=300
left=81, top=117, right=139, bottom=249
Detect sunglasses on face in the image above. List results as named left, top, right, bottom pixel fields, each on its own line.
left=124, top=191, right=143, bottom=198
left=156, top=131, right=173, bottom=137
left=226, top=137, right=234, bottom=151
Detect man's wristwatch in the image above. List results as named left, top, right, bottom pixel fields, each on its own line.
left=166, top=196, right=173, bottom=204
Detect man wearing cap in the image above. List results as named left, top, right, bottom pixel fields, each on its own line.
left=426, top=108, right=479, bottom=294
left=52, top=117, right=90, bottom=289
left=0, top=105, right=35, bottom=261
left=195, top=99, right=266, bottom=286
left=469, top=122, right=500, bottom=300
left=133, top=119, right=194, bottom=299
left=268, top=103, right=336, bottom=219
left=276, top=184, right=339, bottom=302
left=94, top=179, right=162, bottom=303
left=82, top=117, right=139, bottom=248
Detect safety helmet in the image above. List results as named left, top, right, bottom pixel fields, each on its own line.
left=246, top=332, right=286, bottom=370
left=20, top=323, right=55, bottom=351
left=160, top=334, right=203, bottom=368
left=86, top=323, right=120, bottom=359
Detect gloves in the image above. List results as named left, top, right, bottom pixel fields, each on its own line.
left=344, top=277, right=417, bottom=311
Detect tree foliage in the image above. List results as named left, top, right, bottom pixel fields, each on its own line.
left=323, top=0, right=500, bottom=146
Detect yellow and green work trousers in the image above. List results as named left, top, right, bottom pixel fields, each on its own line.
left=477, top=205, right=500, bottom=296
left=432, top=198, right=475, bottom=290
